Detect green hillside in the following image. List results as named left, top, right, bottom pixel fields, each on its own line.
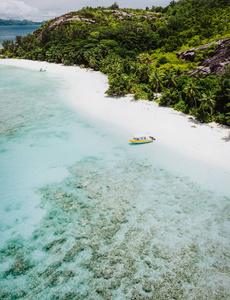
left=1, top=0, right=230, bottom=125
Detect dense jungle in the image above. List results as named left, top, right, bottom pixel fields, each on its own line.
left=1, top=0, right=230, bottom=125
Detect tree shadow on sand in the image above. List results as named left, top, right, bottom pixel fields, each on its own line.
left=187, top=116, right=204, bottom=126
left=222, top=132, right=230, bottom=142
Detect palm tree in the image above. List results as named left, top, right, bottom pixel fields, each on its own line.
left=123, top=59, right=138, bottom=75
left=89, top=57, right=97, bottom=68
left=83, top=50, right=92, bottom=63
left=113, top=61, right=123, bottom=74
left=149, top=69, right=164, bottom=92
left=163, top=69, right=177, bottom=89
left=137, top=63, right=152, bottom=84
left=184, top=80, right=198, bottom=108
left=200, top=93, right=216, bottom=115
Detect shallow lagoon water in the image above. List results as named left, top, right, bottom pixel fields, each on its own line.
left=0, top=25, right=41, bottom=48
left=0, top=65, right=229, bottom=299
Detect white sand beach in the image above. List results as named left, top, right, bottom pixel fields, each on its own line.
left=1, top=58, right=230, bottom=172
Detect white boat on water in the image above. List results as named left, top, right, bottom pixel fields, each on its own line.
left=130, top=134, right=156, bottom=144
left=40, top=68, right=46, bottom=72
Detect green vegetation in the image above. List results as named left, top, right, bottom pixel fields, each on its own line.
left=1, top=0, right=230, bottom=125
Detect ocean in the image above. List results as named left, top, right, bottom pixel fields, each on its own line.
left=0, top=25, right=41, bottom=49
left=0, top=64, right=229, bottom=299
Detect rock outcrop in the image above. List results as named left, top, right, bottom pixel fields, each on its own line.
left=103, top=10, right=163, bottom=20
left=36, top=10, right=164, bottom=41
left=177, top=38, right=230, bottom=77
left=36, top=13, right=96, bottom=41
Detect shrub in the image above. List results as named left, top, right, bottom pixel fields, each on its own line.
left=215, top=113, right=226, bottom=124
left=174, top=100, right=188, bottom=113
left=133, top=91, right=149, bottom=100
left=159, top=92, right=171, bottom=106
left=157, top=56, right=170, bottom=66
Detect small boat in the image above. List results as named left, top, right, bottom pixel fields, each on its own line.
left=130, top=134, right=156, bottom=144
left=40, top=68, right=46, bottom=72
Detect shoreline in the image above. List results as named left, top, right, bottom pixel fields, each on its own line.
left=1, top=58, right=230, bottom=172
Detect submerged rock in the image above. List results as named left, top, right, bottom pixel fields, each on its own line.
left=142, top=281, right=153, bottom=293
left=4, top=254, right=32, bottom=277
left=2, top=156, right=229, bottom=299
left=0, top=242, right=23, bottom=260
left=46, top=270, right=75, bottom=287
left=63, top=242, right=85, bottom=262
left=0, top=290, right=28, bottom=299
left=44, top=238, right=66, bottom=251
left=61, top=291, right=85, bottom=300
left=38, top=261, right=62, bottom=277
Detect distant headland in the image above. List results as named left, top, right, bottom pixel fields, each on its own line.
left=0, top=19, right=45, bottom=26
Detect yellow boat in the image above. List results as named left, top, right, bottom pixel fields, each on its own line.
left=130, top=134, right=156, bottom=144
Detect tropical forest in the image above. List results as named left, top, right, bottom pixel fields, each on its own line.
left=1, top=0, right=230, bottom=125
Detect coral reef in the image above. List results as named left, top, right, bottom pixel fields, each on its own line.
left=0, top=156, right=229, bottom=299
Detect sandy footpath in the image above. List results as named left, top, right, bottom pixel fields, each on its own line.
left=1, top=59, right=230, bottom=172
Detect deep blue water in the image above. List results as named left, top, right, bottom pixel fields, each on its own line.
left=0, top=25, right=41, bottom=48
left=0, top=64, right=229, bottom=299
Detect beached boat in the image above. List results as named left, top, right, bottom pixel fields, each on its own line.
left=130, top=134, right=155, bottom=144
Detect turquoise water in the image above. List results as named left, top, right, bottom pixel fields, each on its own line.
left=0, top=64, right=230, bottom=299
left=0, top=25, right=41, bottom=48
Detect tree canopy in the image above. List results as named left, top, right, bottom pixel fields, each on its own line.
left=1, top=0, right=230, bottom=125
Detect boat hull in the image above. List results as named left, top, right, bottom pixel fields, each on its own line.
left=129, top=139, right=153, bottom=144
